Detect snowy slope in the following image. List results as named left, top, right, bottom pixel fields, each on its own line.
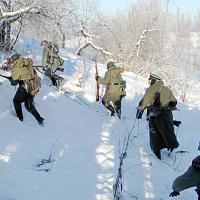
left=0, top=43, right=200, bottom=200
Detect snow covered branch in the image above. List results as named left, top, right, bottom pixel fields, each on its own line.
left=76, top=25, right=112, bottom=57
left=80, top=26, right=96, bottom=38
left=136, top=29, right=161, bottom=58
left=128, top=29, right=161, bottom=64
left=0, top=4, right=39, bottom=20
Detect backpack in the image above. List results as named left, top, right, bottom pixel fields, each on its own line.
left=25, top=74, right=41, bottom=96
left=47, top=42, right=60, bottom=65
left=110, top=67, right=126, bottom=97
left=22, top=58, right=41, bottom=96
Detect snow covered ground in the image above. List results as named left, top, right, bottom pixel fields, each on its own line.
left=0, top=41, right=199, bottom=200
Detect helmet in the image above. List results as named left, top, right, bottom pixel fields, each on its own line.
left=41, top=40, right=48, bottom=46
left=148, top=72, right=162, bottom=81
left=107, top=61, right=115, bottom=70
left=11, top=53, right=21, bottom=61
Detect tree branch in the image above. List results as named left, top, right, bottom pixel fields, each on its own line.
left=0, top=4, right=39, bottom=20
left=7, top=15, right=21, bottom=23
left=10, top=16, right=23, bottom=51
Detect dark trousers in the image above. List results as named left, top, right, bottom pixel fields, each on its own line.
left=149, top=110, right=179, bottom=154
left=45, top=68, right=62, bottom=86
left=13, top=86, right=42, bottom=122
left=102, top=96, right=122, bottom=117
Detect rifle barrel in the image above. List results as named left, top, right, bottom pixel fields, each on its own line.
left=0, top=74, right=10, bottom=79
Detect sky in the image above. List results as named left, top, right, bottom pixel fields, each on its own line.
left=100, top=0, right=200, bottom=15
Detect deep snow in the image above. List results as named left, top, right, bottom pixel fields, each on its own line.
left=0, top=41, right=199, bottom=200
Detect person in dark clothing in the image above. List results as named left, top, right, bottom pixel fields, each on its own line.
left=9, top=54, right=44, bottom=126
left=12, top=86, right=43, bottom=125
left=136, top=72, right=179, bottom=159
left=170, top=155, right=200, bottom=199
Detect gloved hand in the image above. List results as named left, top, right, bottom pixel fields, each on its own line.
left=170, top=105, right=177, bottom=111
left=169, top=191, right=180, bottom=197
left=169, top=101, right=177, bottom=108
left=58, top=67, right=64, bottom=72
left=9, top=77, right=18, bottom=86
left=95, top=75, right=99, bottom=81
left=8, top=76, right=12, bottom=81
left=173, top=120, right=181, bottom=127
left=136, top=107, right=143, bottom=119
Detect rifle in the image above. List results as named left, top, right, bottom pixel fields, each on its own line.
left=0, top=73, right=10, bottom=80
left=33, top=65, right=64, bottom=72
left=95, top=59, right=100, bottom=101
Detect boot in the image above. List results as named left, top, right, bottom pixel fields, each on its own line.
left=15, top=109, right=23, bottom=121
left=107, top=105, right=115, bottom=116
left=18, top=117, right=23, bottom=122
left=56, top=77, right=64, bottom=87
left=110, top=110, right=115, bottom=116
left=31, top=109, right=44, bottom=126
left=51, top=77, right=57, bottom=86
left=37, top=117, right=44, bottom=126
left=116, top=108, right=121, bottom=119
left=154, top=151, right=161, bottom=159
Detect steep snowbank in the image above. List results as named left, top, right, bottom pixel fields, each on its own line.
left=0, top=42, right=199, bottom=200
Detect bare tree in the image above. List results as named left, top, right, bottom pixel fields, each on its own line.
left=0, top=0, right=43, bottom=52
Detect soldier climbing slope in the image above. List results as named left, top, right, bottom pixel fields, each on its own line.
left=9, top=54, right=44, bottom=126
left=136, top=72, right=179, bottom=159
left=41, top=40, right=64, bottom=87
left=95, top=60, right=126, bottom=119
